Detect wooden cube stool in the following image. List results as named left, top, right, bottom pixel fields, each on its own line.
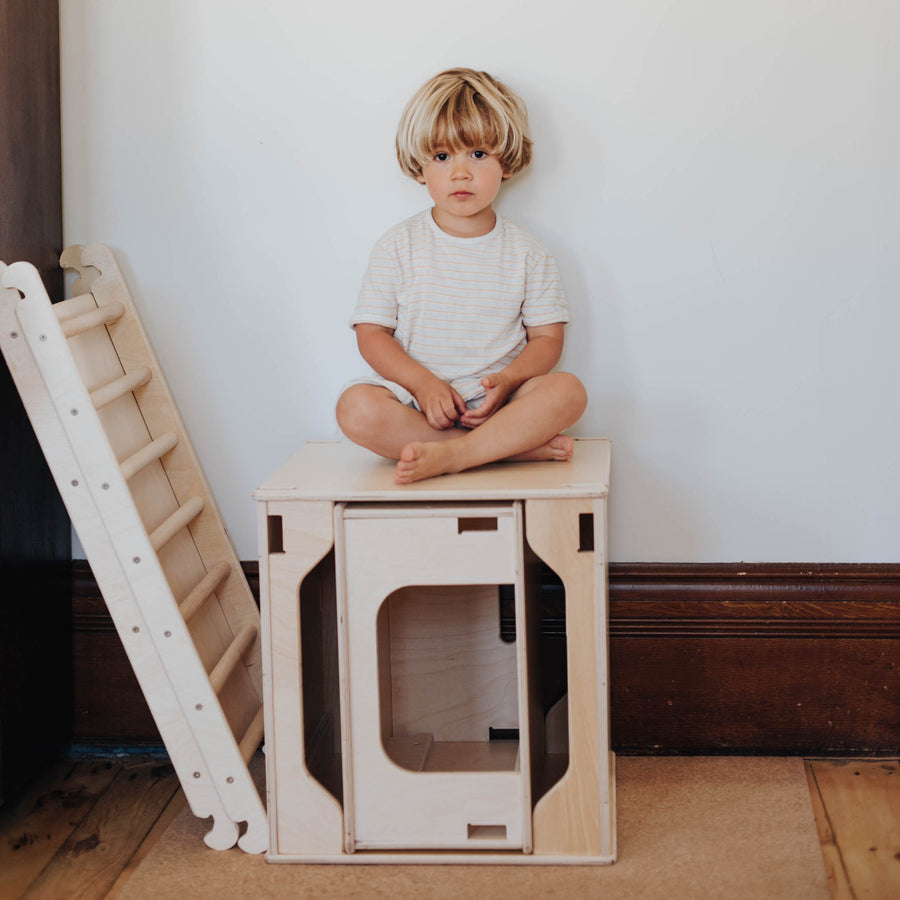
left=255, top=439, right=614, bottom=865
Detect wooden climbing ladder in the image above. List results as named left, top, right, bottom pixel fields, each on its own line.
left=0, top=245, right=266, bottom=853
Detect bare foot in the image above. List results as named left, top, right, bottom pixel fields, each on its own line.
left=394, top=441, right=461, bottom=484
left=394, top=435, right=575, bottom=484
left=507, top=434, right=574, bottom=463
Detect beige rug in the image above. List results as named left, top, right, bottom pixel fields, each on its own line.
left=118, top=757, right=827, bottom=900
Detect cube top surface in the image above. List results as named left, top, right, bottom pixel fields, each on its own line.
left=254, top=438, right=610, bottom=503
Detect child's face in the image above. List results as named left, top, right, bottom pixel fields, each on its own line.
left=417, top=145, right=509, bottom=237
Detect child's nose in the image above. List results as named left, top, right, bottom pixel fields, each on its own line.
left=451, top=157, right=471, bottom=178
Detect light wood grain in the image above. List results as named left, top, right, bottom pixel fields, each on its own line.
left=253, top=438, right=610, bottom=503
left=809, top=759, right=900, bottom=900
left=260, top=500, right=345, bottom=857
left=387, top=585, right=519, bottom=742
left=805, top=761, right=856, bottom=900
left=336, top=502, right=531, bottom=852
left=528, top=497, right=615, bottom=860
left=256, top=440, right=613, bottom=862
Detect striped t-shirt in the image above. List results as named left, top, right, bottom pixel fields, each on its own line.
left=349, top=209, right=569, bottom=403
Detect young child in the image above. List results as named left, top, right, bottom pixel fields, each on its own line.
left=336, top=68, right=587, bottom=484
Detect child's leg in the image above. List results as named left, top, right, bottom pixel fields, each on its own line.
left=336, top=384, right=460, bottom=459
left=394, top=371, right=587, bottom=484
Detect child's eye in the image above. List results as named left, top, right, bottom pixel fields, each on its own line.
left=434, top=152, right=450, bottom=162
left=471, top=150, right=488, bottom=159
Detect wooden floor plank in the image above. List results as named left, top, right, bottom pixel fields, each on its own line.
left=804, top=761, right=856, bottom=900
left=4, top=753, right=898, bottom=899
left=105, top=787, right=186, bottom=899
left=22, top=759, right=179, bottom=900
left=0, top=759, right=120, bottom=899
left=810, top=759, right=900, bottom=900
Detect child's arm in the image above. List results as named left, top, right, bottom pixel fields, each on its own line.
left=458, top=323, right=565, bottom=428
left=355, top=324, right=467, bottom=429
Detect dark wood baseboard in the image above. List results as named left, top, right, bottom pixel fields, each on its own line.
left=71, top=561, right=900, bottom=754
left=607, top=563, right=900, bottom=754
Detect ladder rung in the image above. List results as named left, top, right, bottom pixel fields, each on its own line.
left=179, top=562, right=230, bottom=623
left=90, top=366, right=152, bottom=409
left=52, top=293, right=94, bottom=319
left=209, top=624, right=258, bottom=695
left=120, top=432, right=178, bottom=481
left=149, top=497, right=205, bottom=552
left=59, top=301, right=125, bottom=337
left=238, top=707, right=265, bottom=764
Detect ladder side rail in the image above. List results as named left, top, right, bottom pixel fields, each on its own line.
left=6, top=262, right=267, bottom=853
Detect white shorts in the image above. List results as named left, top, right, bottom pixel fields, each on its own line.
left=341, top=376, right=486, bottom=412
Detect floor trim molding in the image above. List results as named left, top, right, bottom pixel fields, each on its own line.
left=71, top=560, right=900, bottom=754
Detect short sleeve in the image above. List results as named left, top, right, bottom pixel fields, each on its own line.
left=521, top=248, right=569, bottom=327
left=349, top=239, right=400, bottom=330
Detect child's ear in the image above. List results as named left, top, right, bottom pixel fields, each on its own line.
left=416, top=173, right=427, bottom=184
left=502, top=172, right=512, bottom=180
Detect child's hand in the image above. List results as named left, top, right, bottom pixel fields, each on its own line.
left=459, top=372, right=514, bottom=428
left=415, top=377, right=467, bottom=430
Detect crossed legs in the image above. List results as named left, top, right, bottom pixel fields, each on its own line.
left=336, top=372, right=587, bottom=484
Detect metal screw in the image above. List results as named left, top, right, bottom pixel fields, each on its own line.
left=193, top=771, right=201, bottom=779
left=195, top=703, right=203, bottom=711
left=70, top=408, right=79, bottom=416
left=101, top=482, right=110, bottom=490
left=9, top=331, right=18, bottom=338
left=226, top=777, right=234, bottom=784
left=39, top=334, right=47, bottom=341
left=132, top=626, right=140, bottom=633
left=132, top=556, right=141, bottom=564
left=71, top=479, right=79, bottom=487
left=164, top=630, right=172, bottom=638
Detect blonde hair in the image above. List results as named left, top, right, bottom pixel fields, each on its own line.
left=396, top=68, right=533, bottom=180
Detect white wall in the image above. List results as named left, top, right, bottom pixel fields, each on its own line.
left=59, top=0, right=900, bottom=562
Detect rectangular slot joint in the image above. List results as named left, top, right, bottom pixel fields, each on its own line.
left=489, top=727, right=520, bottom=741
left=467, top=824, right=507, bottom=840
left=458, top=516, right=498, bottom=534
left=578, top=513, right=595, bottom=552
left=267, top=514, right=284, bottom=553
